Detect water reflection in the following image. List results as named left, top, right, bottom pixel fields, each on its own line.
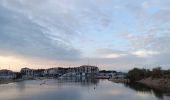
left=57, top=77, right=99, bottom=86
left=16, top=81, right=26, bottom=92
left=0, top=79, right=169, bottom=100
left=124, top=82, right=170, bottom=100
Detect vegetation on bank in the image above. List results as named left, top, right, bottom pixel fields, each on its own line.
left=127, top=67, right=170, bottom=82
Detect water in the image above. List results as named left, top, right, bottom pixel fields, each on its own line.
left=0, top=78, right=169, bottom=100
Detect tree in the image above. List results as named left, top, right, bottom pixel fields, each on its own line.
left=128, top=68, right=151, bottom=82
left=128, top=68, right=143, bottom=81
left=152, top=67, right=163, bottom=78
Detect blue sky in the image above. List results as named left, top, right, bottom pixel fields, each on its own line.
left=0, top=0, right=170, bottom=71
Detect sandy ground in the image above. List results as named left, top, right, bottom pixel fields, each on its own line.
left=138, top=77, right=170, bottom=91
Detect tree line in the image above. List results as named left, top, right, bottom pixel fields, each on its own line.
left=127, top=67, right=170, bottom=82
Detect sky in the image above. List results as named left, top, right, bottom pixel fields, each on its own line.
left=0, top=0, right=170, bottom=71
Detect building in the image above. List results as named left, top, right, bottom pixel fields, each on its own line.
left=20, top=68, right=34, bottom=78
left=20, top=65, right=99, bottom=78
left=79, top=65, right=99, bottom=75
left=63, top=65, right=99, bottom=77
left=33, top=69, right=45, bottom=77
left=98, top=70, right=117, bottom=79
left=44, top=68, right=58, bottom=77
left=0, top=69, right=16, bottom=79
left=44, top=67, right=68, bottom=77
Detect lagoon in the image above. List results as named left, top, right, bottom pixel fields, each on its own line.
left=0, top=78, right=169, bottom=100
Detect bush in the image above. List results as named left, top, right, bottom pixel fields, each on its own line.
left=152, top=67, right=163, bottom=78
left=128, top=68, right=151, bottom=82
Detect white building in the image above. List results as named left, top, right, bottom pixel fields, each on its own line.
left=44, top=68, right=62, bottom=77
left=0, top=69, right=16, bottom=79
left=65, top=65, right=99, bottom=77
left=20, top=68, right=34, bottom=78
left=79, top=65, right=99, bottom=74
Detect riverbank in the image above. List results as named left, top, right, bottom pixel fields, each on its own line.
left=138, top=77, right=170, bottom=91
left=0, top=79, right=24, bottom=84
left=0, top=77, right=58, bottom=85
left=109, top=78, right=130, bottom=83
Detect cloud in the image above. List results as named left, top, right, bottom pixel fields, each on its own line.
left=95, top=48, right=127, bottom=58
left=0, top=4, right=81, bottom=60
left=120, top=31, right=170, bottom=69
left=105, top=54, right=127, bottom=58
left=0, top=0, right=170, bottom=71
left=132, top=50, right=159, bottom=58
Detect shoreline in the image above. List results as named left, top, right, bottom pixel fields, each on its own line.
left=138, top=77, right=170, bottom=92
left=109, top=78, right=130, bottom=83
left=0, top=79, right=24, bottom=85
left=0, top=77, right=60, bottom=85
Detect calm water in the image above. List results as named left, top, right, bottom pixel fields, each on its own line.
left=0, top=78, right=169, bottom=100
